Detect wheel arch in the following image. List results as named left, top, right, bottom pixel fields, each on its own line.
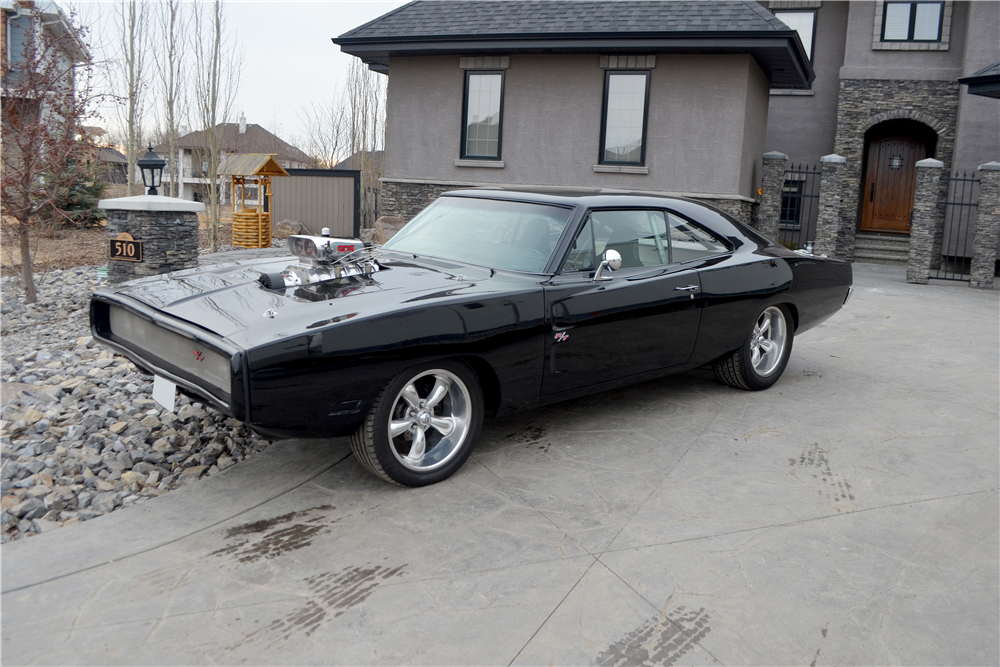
left=780, top=301, right=800, bottom=331
left=456, top=354, right=502, bottom=418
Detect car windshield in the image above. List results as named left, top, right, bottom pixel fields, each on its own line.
left=382, top=197, right=574, bottom=273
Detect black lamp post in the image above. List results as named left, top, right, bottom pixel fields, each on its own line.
left=137, top=145, right=166, bottom=196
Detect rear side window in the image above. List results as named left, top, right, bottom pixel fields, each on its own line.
left=668, top=212, right=729, bottom=262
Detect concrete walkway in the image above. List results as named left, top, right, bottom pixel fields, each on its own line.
left=2, top=264, right=998, bottom=666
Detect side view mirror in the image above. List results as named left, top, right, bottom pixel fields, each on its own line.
left=594, top=248, right=622, bottom=282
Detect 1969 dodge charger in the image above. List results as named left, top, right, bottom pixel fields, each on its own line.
left=91, top=188, right=852, bottom=486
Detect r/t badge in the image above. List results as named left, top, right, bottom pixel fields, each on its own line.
left=554, top=331, right=569, bottom=343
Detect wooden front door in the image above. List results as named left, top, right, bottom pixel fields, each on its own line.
left=860, top=137, right=926, bottom=233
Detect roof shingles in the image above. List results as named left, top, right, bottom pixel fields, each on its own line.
left=338, top=1, right=790, bottom=40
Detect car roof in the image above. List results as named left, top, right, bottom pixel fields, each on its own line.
left=443, top=186, right=728, bottom=214
left=439, top=186, right=771, bottom=249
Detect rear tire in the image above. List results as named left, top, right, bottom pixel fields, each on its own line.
left=350, top=360, right=483, bottom=486
left=713, top=305, right=793, bottom=391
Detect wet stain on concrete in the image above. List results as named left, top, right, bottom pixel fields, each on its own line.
left=501, top=425, right=545, bottom=445
left=810, top=624, right=829, bottom=666
left=230, top=563, right=408, bottom=647
left=789, top=444, right=855, bottom=511
left=211, top=505, right=335, bottom=563
left=303, top=564, right=408, bottom=617
left=596, top=606, right=711, bottom=666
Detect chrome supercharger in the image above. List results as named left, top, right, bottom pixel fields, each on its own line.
left=257, top=231, right=380, bottom=289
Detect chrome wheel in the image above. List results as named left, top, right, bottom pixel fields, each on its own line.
left=387, top=369, right=472, bottom=472
left=749, top=306, right=788, bottom=377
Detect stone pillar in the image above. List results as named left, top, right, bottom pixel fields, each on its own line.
left=814, top=154, right=847, bottom=258
left=99, top=195, right=206, bottom=284
left=906, top=158, right=944, bottom=284
left=969, top=162, right=1000, bottom=289
left=757, top=152, right=788, bottom=239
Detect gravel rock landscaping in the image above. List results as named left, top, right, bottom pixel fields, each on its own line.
left=1, top=267, right=273, bottom=542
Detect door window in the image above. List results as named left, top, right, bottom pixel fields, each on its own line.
left=562, top=210, right=671, bottom=272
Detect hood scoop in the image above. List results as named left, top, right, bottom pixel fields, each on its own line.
left=258, top=233, right=380, bottom=289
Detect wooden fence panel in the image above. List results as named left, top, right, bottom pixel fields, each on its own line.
left=270, top=169, right=360, bottom=238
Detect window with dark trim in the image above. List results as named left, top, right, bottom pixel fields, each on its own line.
left=881, top=2, right=943, bottom=42
left=599, top=71, right=650, bottom=166
left=461, top=70, right=504, bottom=160
left=780, top=180, right=804, bottom=228
left=774, top=10, right=817, bottom=61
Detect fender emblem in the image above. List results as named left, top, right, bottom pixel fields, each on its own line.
left=554, top=331, right=569, bottom=343
left=263, top=309, right=277, bottom=319
left=193, top=350, right=204, bottom=362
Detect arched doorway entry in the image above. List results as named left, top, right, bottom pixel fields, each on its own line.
left=859, top=120, right=938, bottom=233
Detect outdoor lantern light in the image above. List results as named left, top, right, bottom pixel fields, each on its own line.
left=137, top=145, right=166, bottom=196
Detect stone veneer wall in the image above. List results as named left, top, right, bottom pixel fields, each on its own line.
left=832, top=79, right=960, bottom=260
left=969, top=164, right=1000, bottom=289
left=906, top=160, right=945, bottom=284
left=105, top=210, right=200, bottom=284
left=692, top=198, right=755, bottom=228
left=380, top=179, right=757, bottom=227
left=380, top=181, right=461, bottom=222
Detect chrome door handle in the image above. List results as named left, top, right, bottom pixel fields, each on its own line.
left=675, top=285, right=699, bottom=292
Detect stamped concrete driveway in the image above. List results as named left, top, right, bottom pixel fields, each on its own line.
left=2, top=264, right=998, bottom=666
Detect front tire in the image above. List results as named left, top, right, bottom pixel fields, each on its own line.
left=713, top=305, right=793, bottom=391
left=350, top=360, right=483, bottom=486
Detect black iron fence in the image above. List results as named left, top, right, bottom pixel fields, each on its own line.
left=778, top=163, right=821, bottom=251
left=932, top=171, right=979, bottom=281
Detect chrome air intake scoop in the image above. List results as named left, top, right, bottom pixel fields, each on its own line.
left=257, top=233, right=380, bottom=289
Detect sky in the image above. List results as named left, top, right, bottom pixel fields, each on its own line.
left=76, top=0, right=406, bottom=147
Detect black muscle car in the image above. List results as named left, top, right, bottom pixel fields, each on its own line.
left=91, top=188, right=852, bottom=486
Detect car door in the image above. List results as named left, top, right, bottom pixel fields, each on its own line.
left=540, top=209, right=704, bottom=396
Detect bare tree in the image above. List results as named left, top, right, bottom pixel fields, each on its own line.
left=109, top=0, right=150, bottom=196
left=345, top=60, right=386, bottom=229
left=297, top=91, right=348, bottom=168
left=1, top=4, right=96, bottom=303
left=153, top=0, right=187, bottom=198
left=191, top=0, right=243, bottom=251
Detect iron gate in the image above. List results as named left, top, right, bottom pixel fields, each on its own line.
left=931, top=171, right=979, bottom=281
left=778, top=164, right=821, bottom=251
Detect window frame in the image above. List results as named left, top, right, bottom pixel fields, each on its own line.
left=558, top=207, right=731, bottom=275
left=880, top=1, right=944, bottom=42
left=460, top=69, right=505, bottom=161
left=598, top=70, right=652, bottom=167
left=773, top=9, right=817, bottom=62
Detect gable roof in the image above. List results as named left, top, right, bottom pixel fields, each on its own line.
left=96, top=147, right=127, bottom=164
left=333, top=150, right=384, bottom=170
left=334, top=0, right=812, bottom=88
left=154, top=123, right=312, bottom=165
left=218, top=154, right=291, bottom=177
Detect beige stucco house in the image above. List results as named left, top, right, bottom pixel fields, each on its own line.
left=334, top=0, right=813, bottom=226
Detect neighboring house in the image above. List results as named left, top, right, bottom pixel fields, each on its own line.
left=94, top=146, right=127, bottom=185
left=762, top=1, right=999, bottom=260
left=334, top=0, right=814, bottom=225
left=153, top=115, right=314, bottom=203
left=1, top=0, right=87, bottom=86
left=76, top=125, right=127, bottom=185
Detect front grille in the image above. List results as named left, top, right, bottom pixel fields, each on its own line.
left=108, top=306, right=232, bottom=397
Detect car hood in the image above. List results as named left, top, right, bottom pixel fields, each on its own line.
left=104, top=251, right=536, bottom=344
